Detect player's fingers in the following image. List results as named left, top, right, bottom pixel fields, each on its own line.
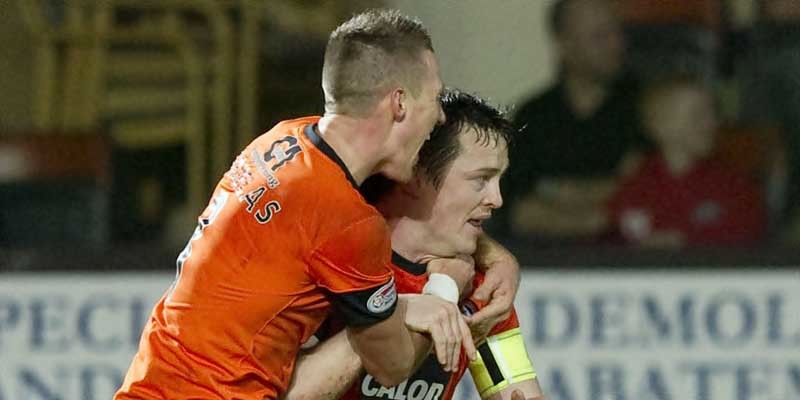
left=465, top=303, right=496, bottom=328
left=429, top=321, right=449, bottom=368
left=437, top=308, right=459, bottom=372
left=458, top=314, right=477, bottom=361
left=446, top=306, right=462, bottom=371
left=467, top=296, right=509, bottom=327
left=471, top=274, right=500, bottom=301
left=440, top=310, right=458, bottom=372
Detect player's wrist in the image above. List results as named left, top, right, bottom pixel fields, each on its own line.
left=422, top=273, right=459, bottom=303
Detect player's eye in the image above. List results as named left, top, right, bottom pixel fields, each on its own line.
left=472, top=176, right=489, bottom=190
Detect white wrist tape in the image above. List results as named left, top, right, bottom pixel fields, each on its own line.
left=422, top=273, right=459, bottom=304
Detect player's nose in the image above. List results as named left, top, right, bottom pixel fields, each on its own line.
left=485, top=182, right=503, bottom=209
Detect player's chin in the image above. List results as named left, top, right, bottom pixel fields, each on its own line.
left=459, top=241, right=478, bottom=256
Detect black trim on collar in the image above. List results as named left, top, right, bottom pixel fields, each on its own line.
left=392, top=251, right=427, bottom=276
left=303, top=123, right=359, bottom=188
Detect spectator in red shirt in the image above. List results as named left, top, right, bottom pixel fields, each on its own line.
left=607, top=76, right=767, bottom=248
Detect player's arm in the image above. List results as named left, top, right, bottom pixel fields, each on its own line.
left=467, top=234, right=520, bottom=341
left=283, top=305, right=434, bottom=400
left=310, top=218, right=475, bottom=386
left=347, top=293, right=473, bottom=387
left=283, top=330, right=362, bottom=400
left=355, top=256, right=479, bottom=384
left=474, top=234, right=518, bottom=274
left=286, top=257, right=478, bottom=399
left=469, top=327, right=545, bottom=400
left=473, top=234, right=519, bottom=294
left=284, top=295, right=440, bottom=400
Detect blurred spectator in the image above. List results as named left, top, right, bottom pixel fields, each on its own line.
left=619, top=0, right=721, bottom=83
left=712, top=123, right=788, bottom=237
left=502, top=0, right=648, bottom=242
left=761, top=0, right=800, bottom=23
left=617, top=0, right=721, bottom=29
left=608, top=76, right=766, bottom=248
left=737, top=0, right=800, bottom=237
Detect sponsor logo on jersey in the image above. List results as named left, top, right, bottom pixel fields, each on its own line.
left=226, top=154, right=255, bottom=197
left=251, top=149, right=280, bottom=189
left=367, top=278, right=397, bottom=314
left=360, top=355, right=450, bottom=400
left=360, top=374, right=445, bottom=400
left=264, top=136, right=302, bottom=172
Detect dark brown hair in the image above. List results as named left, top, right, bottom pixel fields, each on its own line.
left=360, top=89, right=514, bottom=203
left=417, top=89, right=514, bottom=189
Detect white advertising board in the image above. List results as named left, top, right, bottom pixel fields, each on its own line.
left=1, top=270, right=798, bottom=400
left=0, top=274, right=170, bottom=400
left=455, top=270, right=800, bottom=400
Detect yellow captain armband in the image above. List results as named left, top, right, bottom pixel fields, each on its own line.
left=468, top=328, right=537, bottom=399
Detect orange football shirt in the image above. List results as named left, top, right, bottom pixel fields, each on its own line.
left=116, top=117, right=397, bottom=400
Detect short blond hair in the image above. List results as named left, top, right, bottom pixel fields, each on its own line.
left=322, top=9, right=434, bottom=116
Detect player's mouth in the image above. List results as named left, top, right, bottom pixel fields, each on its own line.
left=467, top=215, right=490, bottom=229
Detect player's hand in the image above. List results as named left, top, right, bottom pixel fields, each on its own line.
left=467, top=254, right=519, bottom=342
left=402, top=294, right=476, bottom=372
left=426, top=255, right=476, bottom=296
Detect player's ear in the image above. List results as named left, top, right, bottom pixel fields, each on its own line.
left=390, top=87, right=406, bottom=122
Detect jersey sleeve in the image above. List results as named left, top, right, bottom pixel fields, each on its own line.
left=309, top=215, right=397, bottom=327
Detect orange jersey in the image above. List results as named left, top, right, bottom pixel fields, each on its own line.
left=116, top=117, right=397, bottom=400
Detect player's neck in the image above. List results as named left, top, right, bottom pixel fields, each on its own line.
left=317, top=114, right=386, bottom=185
left=388, top=218, right=450, bottom=264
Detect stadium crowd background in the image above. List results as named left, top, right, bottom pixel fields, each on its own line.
left=3, top=0, right=800, bottom=267
left=1, top=1, right=799, bottom=400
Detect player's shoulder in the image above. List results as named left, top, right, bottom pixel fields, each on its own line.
left=259, top=118, right=386, bottom=241
left=224, top=116, right=323, bottom=206
left=246, top=116, right=372, bottom=208
left=247, top=116, right=329, bottom=172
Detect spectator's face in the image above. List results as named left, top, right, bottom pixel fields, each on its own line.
left=384, top=50, right=445, bottom=182
left=559, top=0, right=625, bottom=83
left=411, top=131, right=508, bottom=256
left=652, top=87, right=717, bottom=158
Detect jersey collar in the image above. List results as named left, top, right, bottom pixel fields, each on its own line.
left=392, top=251, right=427, bottom=276
left=303, top=123, right=359, bottom=188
